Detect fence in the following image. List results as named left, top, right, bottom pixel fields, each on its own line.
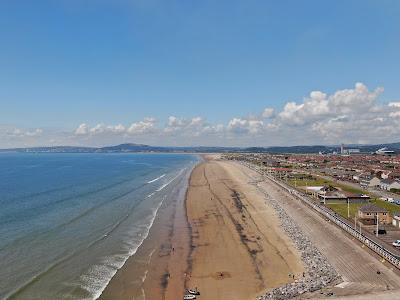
left=266, top=173, right=400, bottom=269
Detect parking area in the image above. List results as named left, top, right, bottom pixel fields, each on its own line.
left=362, top=224, right=400, bottom=254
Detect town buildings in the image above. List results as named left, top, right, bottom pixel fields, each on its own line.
left=358, top=203, right=391, bottom=225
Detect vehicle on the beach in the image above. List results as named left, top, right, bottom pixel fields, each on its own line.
left=187, top=289, right=200, bottom=295
left=183, top=295, right=197, bottom=300
left=392, top=240, right=400, bottom=247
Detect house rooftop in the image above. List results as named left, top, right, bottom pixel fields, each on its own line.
left=359, top=203, right=388, bottom=213
left=381, top=178, right=395, bottom=184
left=342, top=191, right=370, bottom=198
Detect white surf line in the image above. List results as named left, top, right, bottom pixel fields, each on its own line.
left=147, top=168, right=187, bottom=198
left=138, top=240, right=157, bottom=300
left=97, top=167, right=192, bottom=299
left=156, top=168, right=186, bottom=192
left=147, top=174, right=166, bottom=184
left=92, top=196, right=167, bottom=300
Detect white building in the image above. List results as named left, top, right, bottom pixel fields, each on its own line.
left=379, top=179, right=400, bottom=191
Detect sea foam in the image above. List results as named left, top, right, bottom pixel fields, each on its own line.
left=77, top=168, right=190, bottom=299
left=147, top=174, right=166, bottom=184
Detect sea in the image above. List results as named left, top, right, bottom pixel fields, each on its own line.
left=0, top=152, right=199, bottom=300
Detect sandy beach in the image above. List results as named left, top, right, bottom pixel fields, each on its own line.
left=96, top=155, right=400, bottom=299
left=184, top=157, right=303, bottom=299
left=101, top=155, right=303, bottom=300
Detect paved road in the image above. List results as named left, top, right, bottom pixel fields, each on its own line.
left=294, top=172, right=400, bottom=255
left=329, top=290, right=400, bottom=299
left=254, top=173, right=400, bottom=298
left=311, top=172, right=400, bottom=200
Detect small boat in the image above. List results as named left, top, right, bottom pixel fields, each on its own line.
left=183, top=295, right=196, bottom=300
left=187, top=289, right=200, bottom=295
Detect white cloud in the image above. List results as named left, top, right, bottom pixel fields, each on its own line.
left=190, top=116, right=203, bottom=126
left=262, top=107, right=275, bottom=118
left=222, top=82, right=400, bottom=145
left=277, top=83, right=384, bottom=127
left=389, top=111, right=400, bottom=118
left=388, top=102, right=400, bottom=118
left=112, top=124, right=126, bottom=133
left=163, top=116, right=221, bottom=137
left=389, top=102, right=400, bottom=108
left=127, top=118, right=156, bottom=134
left=202, top=123, right=224, bottom=134
left=89, top=124, right=106, bottom=134
left=227, top=118, right=264, bottom=134
left=4, top=82, right=400, bottom=148
left=0, top=126, right=47, bottom=148
left=88, top=124, right=126, bottom=135
left=6, top=127, right=43, bottom=138
left=164, top=116, right=187, bottom=133
left=25, top=128, right=43, bottom=137
left=74, top=120, right=153, bottom=136
left=75, top=123, right=89, bottom=135
left=270, top=82, right=399, bottom=144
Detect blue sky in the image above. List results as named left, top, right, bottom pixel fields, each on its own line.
left=1, top=0, right=400, bottom=147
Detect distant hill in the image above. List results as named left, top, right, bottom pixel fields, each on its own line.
left=1, top=142, right=400, bottom=154
left=0, top=143, right=242, bottom=153
left=98, top=143, right=242, bottom=153
left=244, top=145, right=335, bottom=154
left=0, top=146, right=96, bottom=153
left=354, top=142, right=400, bottom=153
left=99, top=143, right=157, bottom=152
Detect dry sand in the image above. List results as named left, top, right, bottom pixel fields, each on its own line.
left=184, top=158, right=304, bottom=300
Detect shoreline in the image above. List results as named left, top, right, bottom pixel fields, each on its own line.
left=100, top=163, right=196, bottom=300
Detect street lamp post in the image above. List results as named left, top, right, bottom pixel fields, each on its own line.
left=347, top=199, right=350, bottom=218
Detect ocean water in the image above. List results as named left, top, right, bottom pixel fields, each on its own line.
left=0, top=153, right=198, bottom=300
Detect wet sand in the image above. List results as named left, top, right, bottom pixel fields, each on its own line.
left=101, top=157, right=303, bottom=300
left=100, top=167, right=192, bottom=300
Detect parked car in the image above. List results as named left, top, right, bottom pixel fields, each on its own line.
left=373, top=229, right=387, bottom=235
left=394, top=199, right=400, bottom=205
left=380, top=197, right=394, bottom=203
left=392, top=240, right=400, bottom=247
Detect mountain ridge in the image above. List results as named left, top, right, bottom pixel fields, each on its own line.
left=1, top=142, right=400, bottom=154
